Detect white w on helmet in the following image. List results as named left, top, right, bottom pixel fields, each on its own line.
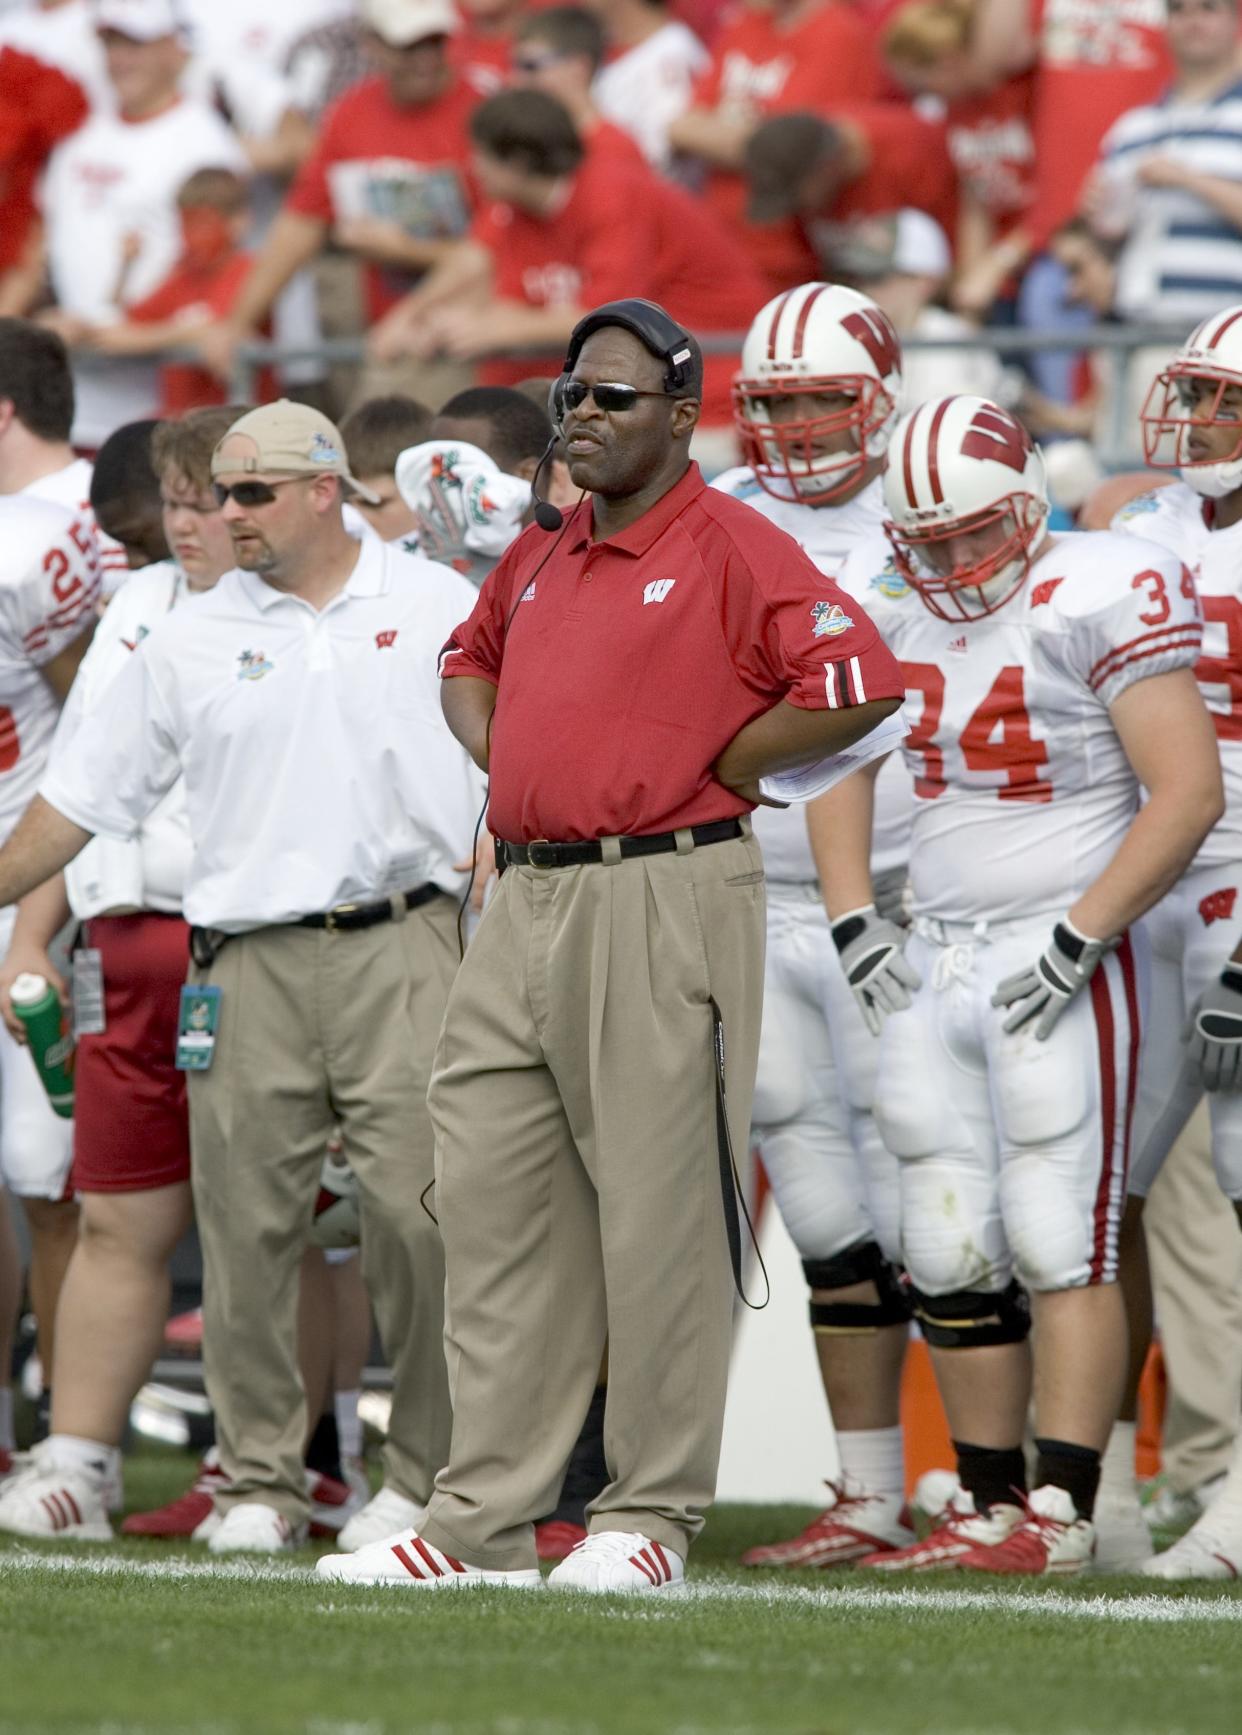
left=883, top=395, right=1049, bottom=621
left=732, top=282, right=903, bottom=505
left=1142, top=306, right=1242, bottom=499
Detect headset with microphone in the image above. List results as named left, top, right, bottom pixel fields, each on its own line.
left=531, top=298, right=699, bottom=532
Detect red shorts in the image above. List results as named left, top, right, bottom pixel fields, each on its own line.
left=71, top=912, right=192, bottom=1194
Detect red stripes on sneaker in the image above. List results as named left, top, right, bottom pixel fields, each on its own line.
left=62, top=1488, right=83, bottom=1526
left=391, top=1542, right=424, bottom=1578
left=390, top=1536, right=469, bottom=1579
left=628, top=1544, right=671, bottom=1586
left=651, top=1542, right=671, bottom=1580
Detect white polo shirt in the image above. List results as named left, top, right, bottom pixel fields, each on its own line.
left=42, top=536, right=487, bottom=932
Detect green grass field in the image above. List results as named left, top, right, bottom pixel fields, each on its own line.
left=4, top=1451, right=1242, bottom=1735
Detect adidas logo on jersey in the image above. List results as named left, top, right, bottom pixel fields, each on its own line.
left=947, top=635, right=967, bottom=653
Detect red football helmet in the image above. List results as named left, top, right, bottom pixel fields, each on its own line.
left=732, top=283, right=903, bottom=504
left=883, top=395, right=1049, bottom=621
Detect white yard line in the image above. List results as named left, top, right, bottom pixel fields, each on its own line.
left=2, top=1547, right=1241, bottom=1621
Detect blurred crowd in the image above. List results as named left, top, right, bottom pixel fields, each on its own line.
left=0, top=0, right=1239, bottom=470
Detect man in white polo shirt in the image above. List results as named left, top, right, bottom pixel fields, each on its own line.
left=0, top=400, right=485, bottom=1553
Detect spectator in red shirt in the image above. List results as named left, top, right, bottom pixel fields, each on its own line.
left=371, top=90, right=769, bottom=434
left=667, top=0, right=881, bottom=292
left=510, top=6, right=648, bottom=166
left=79, top=170, right=277, bottom=417
left=0, top=46, right=88, bottom=319
left=883, top=0, right=1037, bottom=318
left=453, top=0, right=530, bottom=94
left=200, top=0, right=478, bottom=395
left=742, top=107, right=958, bottom=262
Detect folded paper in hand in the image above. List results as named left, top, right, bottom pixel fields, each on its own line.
left=758, top=708, right=909, bottom=804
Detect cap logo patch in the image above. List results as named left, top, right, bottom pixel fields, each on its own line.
left=308, top=432, right=340, bottom=466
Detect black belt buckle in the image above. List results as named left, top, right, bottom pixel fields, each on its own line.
left=526, top=839, right=560, bottom=869
left=323, top=903, right=360, bottom=932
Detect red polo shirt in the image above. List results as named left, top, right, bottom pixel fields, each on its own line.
left=441, top=463, right=903, bottom=842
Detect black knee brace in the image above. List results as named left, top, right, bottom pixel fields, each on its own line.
left=803, top=1241, right=912, bottom=1334
left=910, top=1278, right=1031, bottom=1349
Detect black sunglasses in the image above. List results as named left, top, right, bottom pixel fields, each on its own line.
left=561, top=379, right=670, bottom=414
left=213, top=477, right=307, bottom=508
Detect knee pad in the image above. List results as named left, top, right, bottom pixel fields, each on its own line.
left=910, top=1278, right=1030, bottom=1349
left=803, top=1240, right=912, bottom=1334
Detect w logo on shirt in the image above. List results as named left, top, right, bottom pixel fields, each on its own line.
left=1200, top=887, right=1238, bottom=926
left=643, top=579, right=676, bottom=605
left=375, top=630, right=399, bottom=650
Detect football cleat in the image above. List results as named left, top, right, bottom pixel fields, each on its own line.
left=535, top=1519, right=588, bottom=1562
left=0, top=1461, right=113, bottom=1541
left=206, top=1501, right=307, bottom=1554
left=1140, top=1518, right=1242, bottom=1580
left=336, top=1483, right=426, bottom=1552
left=307, top=1462, right=369, bottom=1538
left=859, top=1485, right=1023, bottom=1570
left=1091, top=1486, right=1152, bottom=1573
left=741, top=1482, right=912, bottom=1568
left=316, top=1528, right=543, bottom=1588
left=957, top=1484, right=1095, bottom=1576
left=121, top=1447, right=228, bottom=1537
left=548, top=1529, right=685, bottom=1593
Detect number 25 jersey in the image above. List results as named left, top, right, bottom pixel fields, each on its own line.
left=837, top=529, right=1201, bottom=923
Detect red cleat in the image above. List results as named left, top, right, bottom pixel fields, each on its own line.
left=741, top=1483, right=912, bottom=1569
left=957, top=1485, right=1096, bottom=1577
left=535, top=1519, right=588, bottom=1562
left=859, top=1486, right=1024, bottom=1571
left=121, top=1449, right=228, bottom=1537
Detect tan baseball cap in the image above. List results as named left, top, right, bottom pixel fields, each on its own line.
left=362, top=0, right=459, bottom=47
left=211, top=400, right=380, bottom=503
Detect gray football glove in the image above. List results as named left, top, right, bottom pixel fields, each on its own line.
left=831, top=904, right=921, bottom=1037
left=991, top=919, right=1116, bottom=1041
left=1184, top=966, right=1242, bottom=1092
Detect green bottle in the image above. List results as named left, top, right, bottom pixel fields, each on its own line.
left=10, top=973, right=74, bottom=1118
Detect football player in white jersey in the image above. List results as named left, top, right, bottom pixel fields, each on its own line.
left=712, top=283, right=919, bottom=1566
left=0, top=322, right=129, bottom=597
left=0, top=492, right=100, bottom=1442
left=1107, top=307, right=1242, bottom=1577
left=816, top=397, right=1221, bottom=1575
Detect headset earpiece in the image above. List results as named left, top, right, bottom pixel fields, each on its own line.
left=548, top=373, right=569, bottom=433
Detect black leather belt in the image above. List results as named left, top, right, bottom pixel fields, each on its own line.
left=190, top=885, right=440, bottom=968
left=296, top=884, right=441, bottom=930
left=499, top=818, right=744, bottom=870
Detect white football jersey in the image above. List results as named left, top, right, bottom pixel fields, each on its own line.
left=21, top=458, right=130, bottom=598
left=0, top=496, right=101, bottom=845
left=1112, top=480, right=1242, bottom=873
left=838, top=529, right=1202, bottom=923
left=711, top=468, right=912, bottom=882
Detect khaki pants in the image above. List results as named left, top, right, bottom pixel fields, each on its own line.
left=1146, top=1101, right=1242, bottom=1493
left=420, top=829, right=766, bottom=1570
left=187, top=898, right=460, bottom=1523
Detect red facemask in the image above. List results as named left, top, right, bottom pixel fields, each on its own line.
left=180, top=206, right=234, bottom=273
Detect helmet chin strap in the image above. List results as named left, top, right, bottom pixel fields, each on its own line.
left=1183, top=458, right=1242, bottom=499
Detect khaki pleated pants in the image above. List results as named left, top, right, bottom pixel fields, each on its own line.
left=187, top=897, right=460, bottom=1523
left=419, top=828, right=766, bottom=1571
left=1146, top=1102, right=1242, bottom=1493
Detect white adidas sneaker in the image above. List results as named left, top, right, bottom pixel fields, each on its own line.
left=316, top=1528, right=543, bottom=1588
left=1140, top=1518, right=1242, bottom=1580
left=548, top=1530, right=685, bottom=1593
left=0, top=1458, right=113, bottom=1541
left=336, top=1484, right=427, bottom=1552
left=205, top=1502, right=307, bottom=1554
left=1092, top=1486, right=1153, bottom=1573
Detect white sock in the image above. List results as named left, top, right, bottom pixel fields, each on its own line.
left=334, top=1390, right=362, bottom=1464
left=1099, top=1421, right=1138, bottom=1497
left=836, top=1425, right=905, bottom=1500
left=45, top=1434, right=117, bottom=1482
left=0, top=1386, right=13, bottom=1451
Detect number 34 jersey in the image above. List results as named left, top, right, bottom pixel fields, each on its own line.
left=838, top=529, right=1202, bottom=924
left=1112, top=481, right=1242, bottom=874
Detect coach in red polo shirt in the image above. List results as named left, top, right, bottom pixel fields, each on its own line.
left=318, top=298, right=903, bottom=1596
left=369, top=89, right=768, bottom=428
